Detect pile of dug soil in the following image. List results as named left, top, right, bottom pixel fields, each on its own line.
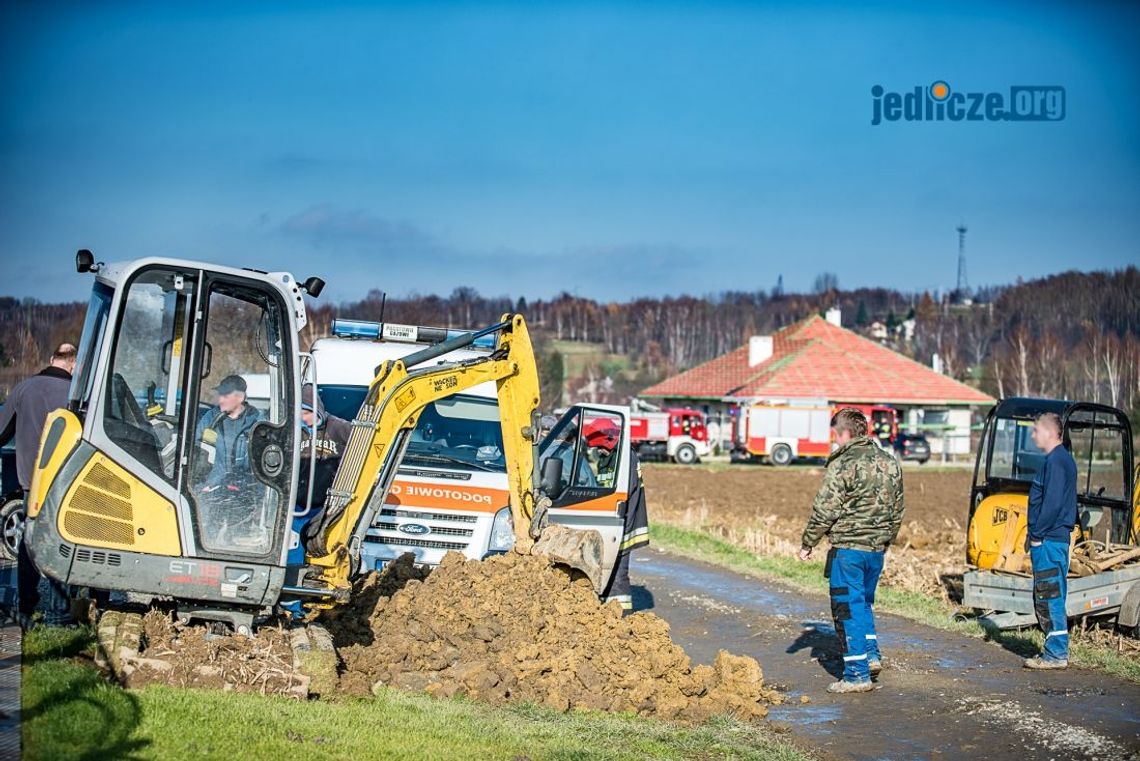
left=122, top=609, right=308, bottom=697
left=329, top=551, right=781, bottom=721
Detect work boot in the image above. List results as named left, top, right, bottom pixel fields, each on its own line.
left=868, top=658, right=882, bottom=676
left=1023, top=656, right=1068, bottom=670
left=827, top=679, right=874, bottom=694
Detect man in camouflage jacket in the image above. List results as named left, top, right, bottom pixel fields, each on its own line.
left=798, top=408, right=905, bottom=694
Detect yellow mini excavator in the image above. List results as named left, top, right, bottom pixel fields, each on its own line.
left=24, top=252, right=629, bottom=634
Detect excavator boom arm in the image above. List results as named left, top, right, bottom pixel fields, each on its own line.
left=301, top=314, right=541, bottom=601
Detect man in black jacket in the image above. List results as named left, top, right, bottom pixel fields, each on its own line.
left=0, top=343, right=77, bottom=625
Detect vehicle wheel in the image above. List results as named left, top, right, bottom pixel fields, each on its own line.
left=0, top=497, right=26, bottom=561
left=674, top=444, right=698, bottom=465
left=770, top=444, right=794, bottom=467
left=918, top=458, right=929, bottom=465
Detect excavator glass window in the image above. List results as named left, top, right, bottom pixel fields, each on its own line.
left=189, top=281, right=291, bottom=556
left=1066, top=410, right=1128, bottom=503
left=70, top=281, right=114, bottom=416
left=103, top=269, right=197, bottom=483
left=988, top=416, right=1043, bottom=483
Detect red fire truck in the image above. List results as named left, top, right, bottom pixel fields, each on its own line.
left=731, top=401, right=899, bottom=466
left=630, top=405, right=710, bottom=465
left=732, top=400, right=832, bottom=466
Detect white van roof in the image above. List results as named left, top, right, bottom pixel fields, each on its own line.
left=310, top=337, right=497, bottom=398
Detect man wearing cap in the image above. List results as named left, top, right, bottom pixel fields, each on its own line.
left=297, top=384, right=351, bottom=508
left=290, top=385, right=351, bottom=566
left=195, top=375, right=262, bottom=542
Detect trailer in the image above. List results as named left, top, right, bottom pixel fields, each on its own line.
left=963, top=565, right=1140, bottom=632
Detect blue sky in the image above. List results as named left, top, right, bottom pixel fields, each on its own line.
left=1, top=1, right=1137, bottom=303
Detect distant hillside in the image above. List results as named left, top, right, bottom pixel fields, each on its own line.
left=2, top=267, right=1137, bottom=419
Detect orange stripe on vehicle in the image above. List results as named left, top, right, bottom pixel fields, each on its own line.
left=384, top=479, right=509, bottom=513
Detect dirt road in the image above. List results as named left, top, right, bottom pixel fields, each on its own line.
left=632, top=548, right=1140, bottom=761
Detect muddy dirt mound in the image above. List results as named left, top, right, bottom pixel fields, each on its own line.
left=120, top=609, right=308, bottom=696
left=333, top=551, right=781, bottom=721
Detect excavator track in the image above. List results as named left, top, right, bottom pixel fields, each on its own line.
left=94, top=609, right=144, bottom=683
left=93, top=607, right=337, bottom=697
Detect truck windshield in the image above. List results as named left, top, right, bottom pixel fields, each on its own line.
left=318, top=386, right=505, bottom=473
left=988, top=416, right=1044, bottom=483
left=70, top=281, right=114, bottom=414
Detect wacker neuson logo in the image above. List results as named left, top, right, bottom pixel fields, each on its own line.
left=871, top=80, right=1065, bottom=125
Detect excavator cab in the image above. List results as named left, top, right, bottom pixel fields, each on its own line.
left=25, top=257, right=313, bottom=628
left=967, top=397, right=1135, bottom=572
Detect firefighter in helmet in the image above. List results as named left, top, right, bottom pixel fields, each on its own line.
left=582, top=419, right=650, bottom=611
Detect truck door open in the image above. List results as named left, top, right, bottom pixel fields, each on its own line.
left=539, top=404, right=631, bottom=584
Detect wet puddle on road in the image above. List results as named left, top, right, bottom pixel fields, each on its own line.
left=768, top=701, right=842, bottom=731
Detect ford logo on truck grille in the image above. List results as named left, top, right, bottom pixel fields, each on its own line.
left=398, top=523, right=431, bottom=536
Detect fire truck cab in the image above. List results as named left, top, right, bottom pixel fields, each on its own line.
left=629, top=404, right=710, bottom=465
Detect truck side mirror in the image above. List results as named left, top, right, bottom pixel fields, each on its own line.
left=540, top=457, right=564, bottom=500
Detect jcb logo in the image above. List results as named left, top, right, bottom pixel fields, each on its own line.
left=992, top=508, right=1009, bottom=526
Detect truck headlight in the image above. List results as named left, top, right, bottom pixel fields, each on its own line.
left=488, top=506, right=515, bottom=552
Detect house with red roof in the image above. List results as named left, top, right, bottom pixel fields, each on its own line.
left=639, top=311, right=995, bottom=456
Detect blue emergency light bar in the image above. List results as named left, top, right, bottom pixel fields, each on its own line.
left=330, top=318, right=497, bottom=349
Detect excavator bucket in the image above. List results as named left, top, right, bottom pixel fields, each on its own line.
left=531, top=523, right=606, bottom=594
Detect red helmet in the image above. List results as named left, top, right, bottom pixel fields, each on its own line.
left=583, top=418, right=620, bottom=451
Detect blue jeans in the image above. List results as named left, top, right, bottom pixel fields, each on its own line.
left=828, top=548, right=885, bottom=682
left=1030, top=540, right=1070, bottom=661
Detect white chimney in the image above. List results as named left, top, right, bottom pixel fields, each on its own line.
left=932, top=352, right=943, bottom=374
left=749, top=335, right=774, bottom=367
left=825, top=307, right=842, bottom=327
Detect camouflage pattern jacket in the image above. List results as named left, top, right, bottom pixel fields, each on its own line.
left=801, top=436, right=906, bottom=552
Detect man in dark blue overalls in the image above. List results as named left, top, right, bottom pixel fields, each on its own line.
left=1023, top=411, right=1077, bottom=670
